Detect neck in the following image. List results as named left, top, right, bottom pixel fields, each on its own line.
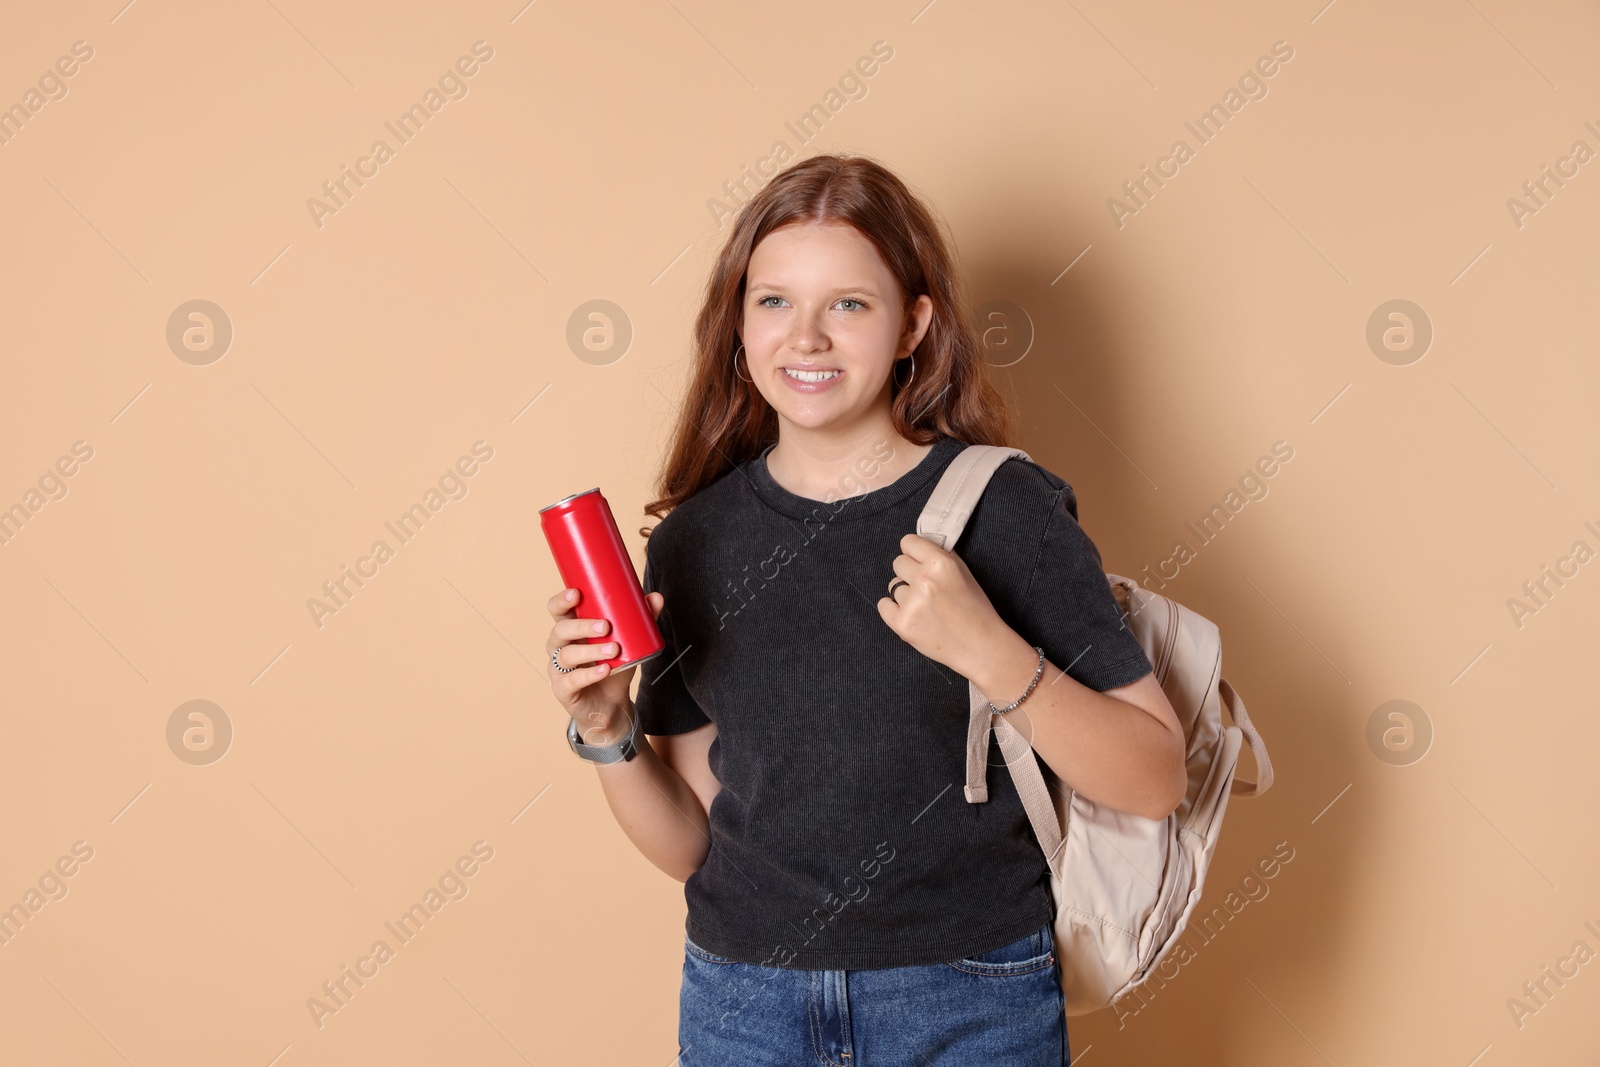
left=765, top=416, right=935, bottom=502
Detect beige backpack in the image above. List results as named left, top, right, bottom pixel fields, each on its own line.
left=917, top=445, right=1274, bottom=1016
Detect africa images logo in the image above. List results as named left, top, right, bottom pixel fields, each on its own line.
left=305, top=41, right=495, bottom=229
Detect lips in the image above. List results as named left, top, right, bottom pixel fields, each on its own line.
left=778, top=365, right=845, bottom=393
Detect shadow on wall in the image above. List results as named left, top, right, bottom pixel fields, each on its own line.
left=953, top=193, right=1357, bottom=1063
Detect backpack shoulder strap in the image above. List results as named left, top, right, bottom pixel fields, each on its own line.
left=915, top=444, right=1037, bottom=809
left=916, top=444, right=1032, bottom=550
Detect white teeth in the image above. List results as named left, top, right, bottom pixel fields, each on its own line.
left=784, top=368, right=841, bottom=382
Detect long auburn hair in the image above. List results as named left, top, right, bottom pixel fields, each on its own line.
left=640, top=152, right=1014, bottom=538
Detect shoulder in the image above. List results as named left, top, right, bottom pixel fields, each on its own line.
left=643, top=462, right=749, bottom=564
left=991, top=452, right=1070, bottom=495
left=950, top=448, right=1083, bottom=560
left=975, top=450, right=1079, bottom=523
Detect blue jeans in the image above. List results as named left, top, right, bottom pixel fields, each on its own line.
left=678, top=921, right=1069, bottom=1065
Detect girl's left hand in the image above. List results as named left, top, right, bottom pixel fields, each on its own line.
left=877, top=533, right=1008, bottom=678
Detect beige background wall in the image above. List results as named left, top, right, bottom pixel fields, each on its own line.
left=2, top=0, right=1597, bottom=1063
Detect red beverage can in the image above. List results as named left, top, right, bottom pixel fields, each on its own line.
left=539, top=487, right=664, bottom=672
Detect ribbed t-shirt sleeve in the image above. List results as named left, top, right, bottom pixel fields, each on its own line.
left=633, top=542, right=711, bottom=736
left=1022, top=481, right=1153, bottom=692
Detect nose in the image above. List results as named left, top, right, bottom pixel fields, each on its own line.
left=785, top=306, right=829, bottom=355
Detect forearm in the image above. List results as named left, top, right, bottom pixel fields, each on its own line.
left=965, top=626, right=1184, bottom=820
left=583, top=706, right=712, bottom=882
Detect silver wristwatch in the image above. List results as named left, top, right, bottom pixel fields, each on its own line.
left=567, top=710, right=640, bottom=764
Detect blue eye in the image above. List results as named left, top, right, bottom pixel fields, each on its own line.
left=758, top=295, right=785, bottom=308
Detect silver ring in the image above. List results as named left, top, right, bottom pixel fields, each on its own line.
left=887, top=578, right=909, bottom=603
left=551, top=647, right=577, bottom=673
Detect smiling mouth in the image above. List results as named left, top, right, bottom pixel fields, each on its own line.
left=783, top=368, right=842, bottom=382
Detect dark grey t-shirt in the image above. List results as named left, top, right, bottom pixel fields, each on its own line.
left=635, top=434, right=1152, bottom=970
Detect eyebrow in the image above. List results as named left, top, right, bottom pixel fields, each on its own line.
left=747, top=284, right=880, bottom=297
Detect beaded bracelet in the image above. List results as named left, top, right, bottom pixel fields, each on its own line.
left=988, top=645, right=1045, bottom=715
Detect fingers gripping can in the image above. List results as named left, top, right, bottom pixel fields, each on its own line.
left=539, top=488, right=664, bottom=672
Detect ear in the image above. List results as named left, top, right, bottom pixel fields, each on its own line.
left=900, top=293, right=934, bottom=355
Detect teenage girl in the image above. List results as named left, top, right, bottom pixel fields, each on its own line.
left=544, top=153, right=1186, bottom=1066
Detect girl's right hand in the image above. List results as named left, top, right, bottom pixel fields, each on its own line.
left=545, top=585, right=665, bottom=744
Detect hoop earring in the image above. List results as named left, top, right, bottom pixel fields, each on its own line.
left=733, top=343, right=753, bottom=384
left=892, top=353, right=915, bottom=390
